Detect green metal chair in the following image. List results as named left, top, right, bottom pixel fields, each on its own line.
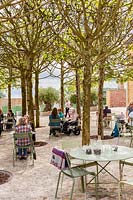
left=118, top=118, right=133, bottom=199
left=13, top=132, right=35, bottom=166
left=118, top=179, right=133, bottom=200
left=51, top=147, right=98, bottom=200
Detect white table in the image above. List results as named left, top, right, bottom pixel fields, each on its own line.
left=70, top=145, right=133, bottom=182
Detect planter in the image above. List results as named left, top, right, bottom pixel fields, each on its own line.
left=40, top=111, right=51, bottom=116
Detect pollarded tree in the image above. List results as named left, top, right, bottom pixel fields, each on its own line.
left=0, top=0, right=56, bottom=125
left=46, top=0, right=133, bottom=144
left=38, top=87, right=59, bottom=111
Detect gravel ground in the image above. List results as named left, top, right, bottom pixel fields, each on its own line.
left=0, top=107, right=132, bottom=200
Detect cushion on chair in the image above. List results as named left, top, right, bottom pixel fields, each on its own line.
left=50, top=147, right=68, bottom=169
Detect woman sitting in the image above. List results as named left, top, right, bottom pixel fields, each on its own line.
left=49, top=107, right=61, bottom=136
left=6, top=109, right=16, bottom=129
left=15, top=117, right=32, bottom=159
left=24, top=115, right=36, bottom=143
left=58, top=108, right=65, bottom=120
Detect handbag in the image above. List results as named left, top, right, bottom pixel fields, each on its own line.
left=33, top=151, right=36, bottom=160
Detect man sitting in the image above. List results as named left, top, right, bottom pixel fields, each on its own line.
left=103, top=106, right=112, bottom=128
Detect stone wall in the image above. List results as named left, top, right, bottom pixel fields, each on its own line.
left=106, top=89, right=126, bottom=107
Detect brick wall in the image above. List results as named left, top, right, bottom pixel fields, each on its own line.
left=106, top=89, right=126, bottom=107
left=0, top=98, right=22, bottom=107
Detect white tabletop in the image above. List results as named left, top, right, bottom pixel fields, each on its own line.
left=70, top=145, right=133, bottom=162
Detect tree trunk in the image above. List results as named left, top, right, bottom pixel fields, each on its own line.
left=8, top=83, right=11, bottom=111
left=75, top=69, right=81, bottom=118
left=35, top=71, right=40, bottom=128
left=26, top=54, right=34, bottom=125
left=82, top=65, right=91, bottom=145
left=8, top=68, right=12, bottom=111
left=60, top=61, right=64, bottom=113
left=21, top=70, right=27, bottom=116
left=44, top=103, right=51, bottom=111
left=98, top=64, right=105, bottom=139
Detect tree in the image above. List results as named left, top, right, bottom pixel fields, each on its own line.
left=46, top=0, right=133, bottom=144
left=38, top=87, right=59, bottom=111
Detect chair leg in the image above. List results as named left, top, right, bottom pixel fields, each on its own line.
left=55, top=171, right=62, bottom=198
left=70, top=178, right=75, bottom=200
left=96, top=164, right=99, bottom=185
left=13, top=149, right=15, bottom=167
left=60, top=173, right=64, bottom=196
left=81, top=176, right=85, bottom=192
left=94, top=175, right=98, bottom=200
left=119, top=161, right=124, bottom=181
left=118, top=181, right=121, bottom=200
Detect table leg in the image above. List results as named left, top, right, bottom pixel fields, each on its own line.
left=88, top=161, right=119, bottom=184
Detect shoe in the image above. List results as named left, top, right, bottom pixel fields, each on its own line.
left=18, top=156, right=23, bottom=160
left=23, top=156, right=27, bottom=160
left=54, top=134, right=58, bottom=137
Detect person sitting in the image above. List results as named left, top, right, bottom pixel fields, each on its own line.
left=58, top=108, right=65, bottom=120
left=103, top=106, right=111, bottom=128
left=126, top=102, right=133, bottom=123
left=15, top=117, right=32, bottom=159
left=64, top=109, right=79, bottom=126
left=116, top=112, right=126, bottom=132
left=0, top=108, right=4, bottom=135
left=49, top=107, right=61, bottom=136
left=6, top=109, right=16, bottom=129
left=24, top=115, right=36, bottom=143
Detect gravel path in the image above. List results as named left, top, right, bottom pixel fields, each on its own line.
left=0, top=107, right=132, bottom=200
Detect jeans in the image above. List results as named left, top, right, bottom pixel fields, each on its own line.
left=18, top=148, right=28, bottom=157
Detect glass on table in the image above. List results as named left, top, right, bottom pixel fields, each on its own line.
left=102, top=144, right=112, bottom=154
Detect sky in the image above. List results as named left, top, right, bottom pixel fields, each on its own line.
left=11, top=77, right=60, bottom=98
left=7, top=78, right=119, bottom=98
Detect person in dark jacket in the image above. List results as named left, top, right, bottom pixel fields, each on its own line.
left=0, top=108, right=4, bottom=136
left=103, top=106, right=111, bottom=128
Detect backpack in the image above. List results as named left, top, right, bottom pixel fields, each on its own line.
left=111, top=122, right=119, bottom=137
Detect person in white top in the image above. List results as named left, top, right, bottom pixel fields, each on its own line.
left=69, top=107, right=77, bottom=121
left=65, top=100, right=71, bottom=118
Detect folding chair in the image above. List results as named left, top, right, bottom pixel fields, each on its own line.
left=51, top=147, right=98, bottom=200
left=13, top=132, right=36, bottom=166
left=6, top=116, right=14, bottom=130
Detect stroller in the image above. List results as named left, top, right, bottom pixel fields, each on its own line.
left=62, top=118, right=81, bottom=135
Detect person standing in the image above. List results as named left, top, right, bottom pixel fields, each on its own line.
left=65, top=100, right=71, bottom=118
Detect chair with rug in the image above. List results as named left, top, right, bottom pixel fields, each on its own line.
left=51, top=147, right=98, bottom=200
left=62, top=140, right=98, bottom=169
left=13, top=132, right=36, bottom=166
